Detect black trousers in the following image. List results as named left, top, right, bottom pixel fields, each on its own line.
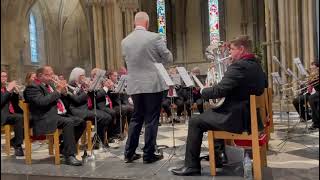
left=4, top=113, right=24, bottom=147
left=107, top=105, right=133, bottom=138
left=73, top=108, right=113, bottom=143
left=184, top=113, right=224, bottom=168
left=176, top=99, right=191, bottom=117
left=125, top=92, right=162, bottom=158
left=194, top=98, right=204, bottom=114
left=57, top=115, right=86, bottom=156
left=309, top=92, right=319, bottom=127
left=292, top=94, right=312, bottom=120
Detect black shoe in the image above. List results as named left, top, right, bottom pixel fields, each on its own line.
left=14, top=147, right=24, bottom=157
left=143, top=154, right=163, bottom=164
left=168, top=118, right=181, bottom=124
left=65, top=155, right=82, bottom=166
left=171, top=166, right=201, bottom=176
left=308, top=125, right=319, bottom=131
left=158, top=122, right=162, bottom=126
left=124, top=153, right=142, bottom=163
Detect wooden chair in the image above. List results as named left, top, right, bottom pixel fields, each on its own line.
left=19, top=101, right=61, bottom=165
left=1, top=124, right=13, bottom=155
left=207, top=92, right=268, bottom=180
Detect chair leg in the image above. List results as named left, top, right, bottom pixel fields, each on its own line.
left=260, top=144, right=267, bottom=167
left=53, top=130, right=60, bottom=165
left=4, top=125, right=11, bottom=156
left=207, top=131, right=216, bottom=176
left=252, top=141, right=262, bottom=179
left=47, top=135, right=54, bottom=155
left=87, top=121, right=92, bottom=152
left=24, top=129, right=32, bottom=164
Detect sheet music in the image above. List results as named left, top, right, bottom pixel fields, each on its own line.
left=154, top=63, right=174, bottom=86
left=114, top=75, right=127, bottom=93
left=271, top=72, right=283, bottom=85
left=89, top=69, right=106, bottom=91
left=176, top=67, right=195, bottom=87
left=191, top=74, right=204, bottom=89
left=170, top=74, right=182, bottom=86
left=293, top=57, right=309, bottom=76
left=272, top=56, right=289, bottom=75
left=286, top=68, right=298, bottom=80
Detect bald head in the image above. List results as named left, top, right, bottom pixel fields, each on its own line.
left=135, top=11, right=149, bottom=29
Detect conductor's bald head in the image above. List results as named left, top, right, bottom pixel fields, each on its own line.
left=134, top=12, right=149, bottom=30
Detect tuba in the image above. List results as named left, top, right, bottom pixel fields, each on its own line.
left=204, top=42, right=231, bottom=109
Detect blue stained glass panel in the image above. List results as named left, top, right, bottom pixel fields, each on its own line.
left=29, top=12, right=38, bottom=63
left=157, top=0, right=166, bottom=42
left=208, top=0, right=220, bottom=44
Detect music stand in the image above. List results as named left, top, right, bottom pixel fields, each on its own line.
left=86, top=69, right=109, bottom=161
left=152, top=63, right=178, bottom=175
left=114, top=75, right=127, bottom=140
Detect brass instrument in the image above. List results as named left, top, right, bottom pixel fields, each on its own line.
left=204, top=42, right=231, bottom=109
left=281, top=69, right=319, bottom=95
left=51, top=77, right=77, bottom=94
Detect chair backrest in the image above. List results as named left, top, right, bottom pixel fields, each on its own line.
left=250, top=90, right=267, bottom=135
left=19, top=101, right=31, bottom=133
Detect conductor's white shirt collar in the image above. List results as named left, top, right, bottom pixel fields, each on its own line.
left=135, top=26, right=147, bottom=31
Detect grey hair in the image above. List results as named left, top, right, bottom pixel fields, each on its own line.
left=135, top=12, right=149, bottom=23
left=69, top=67, right=85, bottom=83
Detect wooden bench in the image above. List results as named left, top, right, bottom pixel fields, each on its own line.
left=207, top=91, right=268, bottom=180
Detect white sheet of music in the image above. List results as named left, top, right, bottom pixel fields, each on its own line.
left=170, top=74, right=182, bottom=85
left=154, top=63, right=174, bottom=86
left=176, top=67, right=195, bottom=87
left=89, top=69, right=106, bottom=91
left=286, top=68, right=298, bottom=80
left=114, top=75, right=127, bottom=93
left=293, top=57, right=309, bottom=76
left=271, top=72, right=283, bottom=85
left=191, top=74, right=204, bottom=89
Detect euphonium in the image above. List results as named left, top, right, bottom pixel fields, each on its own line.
left=204, top=42, right=231, bottom=109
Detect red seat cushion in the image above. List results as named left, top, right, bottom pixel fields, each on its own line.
left=234, top=133, right=268, bottom=147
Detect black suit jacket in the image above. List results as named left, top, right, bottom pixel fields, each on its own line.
left=24, top=82, right=62, bottom=135
left=68, top=82, right=107, bottom=119
left=1, top=89, right=23, bottom=125
left=201, top=58, right=266, bottom=133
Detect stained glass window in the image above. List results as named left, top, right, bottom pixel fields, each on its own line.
left=208, top=0, right=220, bottom=44
left=29, top=12, right=38, bottom=63
left=157, top=0, right=166, bottom=42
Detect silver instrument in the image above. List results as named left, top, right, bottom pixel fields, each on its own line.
left=204, top=42, right=231, bottom=109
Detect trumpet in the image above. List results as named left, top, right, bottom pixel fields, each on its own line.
left=51, top=78, right=79, bottom=94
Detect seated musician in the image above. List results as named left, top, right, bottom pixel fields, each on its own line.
left=171, top=35, right=266, bottom=176
left=190, top=67, right=204, bottom=114
left=307, top=61, right=319, bottom=130
left=24, top=66, right=85, bottom=166
left=102, top=70, right=134, bottom=142
left=160, top=66, right=182, bottom=123
left=67, top=67, right=112, bottom=149
left=1, top=70, right=24, bottom=157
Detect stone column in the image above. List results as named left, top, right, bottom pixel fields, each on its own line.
left=92, top=3, right=105, bottom=68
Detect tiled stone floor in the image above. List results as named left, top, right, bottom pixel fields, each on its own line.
left=1, top=111, right=319, bottom=180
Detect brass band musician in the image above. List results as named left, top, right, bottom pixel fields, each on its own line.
left=1, top=70, right=24, bottom=157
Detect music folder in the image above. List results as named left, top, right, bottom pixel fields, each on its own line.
left=114, top=75, right=127, bottom=93
left=89, top=69, right=106, bottom=91
left=176, top=67, right=195, bottom=87
left=154, top=63, right=174, bottom=86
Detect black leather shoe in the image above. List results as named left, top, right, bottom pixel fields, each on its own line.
left=308, top=125, right=319, bottom=131
left=124, top=153, right=142, bottom=163
left=143, top=154, right=163, bottom=164
left=171, top=166, right=201, bottom=176
left=65, top=155, right=82, bottom=166
left=14, top=147, right=24, bottom=157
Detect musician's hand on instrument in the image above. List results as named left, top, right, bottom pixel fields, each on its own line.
left=7, top=81, right=17, bottom=93
left=56, top=80, right=67, bottom=94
